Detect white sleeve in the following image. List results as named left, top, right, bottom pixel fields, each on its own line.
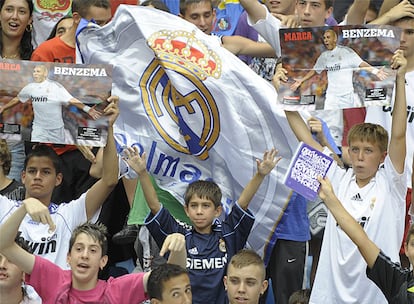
left=17, top=84, right=33, bottom=102
left=56, top=192, right=101, bottom=226
left=247, top=5, right=282, bottom=57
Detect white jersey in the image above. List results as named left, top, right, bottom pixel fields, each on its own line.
left=0, top=193, right=100, bottom=269
left=310, top=156, right=406, bottom=304
left=18, top=79, right=73, bottom=130
left=365, top=70, right=414, bottom=189
left=314, top=45, right=363, bottom=109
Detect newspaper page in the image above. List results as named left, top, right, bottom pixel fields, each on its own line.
left=0, top=60, right=112, bottom=146
left=278, top=24, right=401, bottom=111
left=283, top=141, right=333, bottom=201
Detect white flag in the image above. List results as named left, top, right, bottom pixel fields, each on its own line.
left=77, top=5, right=298, bottom=259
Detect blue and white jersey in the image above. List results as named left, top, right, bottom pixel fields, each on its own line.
left=145, top=203, right=254, bottom=304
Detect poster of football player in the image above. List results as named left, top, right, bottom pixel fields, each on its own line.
left=0, top=60, right=112, bottom=146
left=278, top=24, right=401, bottom=111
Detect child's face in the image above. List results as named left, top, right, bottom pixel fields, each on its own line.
left=395, top=18, right=414, bottom=60
left=348, top=140, right=386, bottom=187
left=296, top=0, right=332, bottom=27
left=153, top=273, right=192, bottom=304
left=22, top=156, right=62, bottom=203
left=184, top=194, right=221, bottom=234
left=67, top=233, right=107, bottom=289
left=224, top=264, right=268, bottom=304
left=0, top=253, right=24, bottom=292
left=180, top=1, right=215, bottom=34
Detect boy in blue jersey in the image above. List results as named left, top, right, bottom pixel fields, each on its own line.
left=123, top=146, right=281, bottom=304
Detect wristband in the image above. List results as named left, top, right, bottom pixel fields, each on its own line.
left=83, top=105, right=91, bottom=113
left=372, top=68, right=379, bottom=75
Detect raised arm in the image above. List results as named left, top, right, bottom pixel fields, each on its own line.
left=318, top=176, right=380, bottom=268
left=142, top=232, right=187, bottom=292
left=370, top=0, right=414, bottom=25
left=222, top=35, right=276, bottom=57
left=239, top=0, right=268, bottom=23
left=85, top=97, right=119, bottom=219
left=388, top=50, right=407, bottom=173
left=123, top=147, right=161, bottom=214
left=238, top=148, right=281, bottom=210
left=0, top=198, right=55, bottom=275
left=284, top=111, right=324, bottom=151
left=345, top=0, right=370, bottom=25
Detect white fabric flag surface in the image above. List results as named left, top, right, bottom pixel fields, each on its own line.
left=76, top=5, right=298, bottom=259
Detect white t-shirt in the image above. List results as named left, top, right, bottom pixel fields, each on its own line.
left=0, top=193, right=100, bottom=269
left=18, top=79, right=73, bottom=129
left=310, top=156, right=406, bottom=303
left=365, top=70, right=414, bottom=189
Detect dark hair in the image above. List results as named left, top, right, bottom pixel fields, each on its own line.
left=24, top=144, right=62, bottom=174
left=180, top=0, right=212, bottom=15
left=72, top=0, right=110, bottom=18
left=324, top=0, right=333, bottom=9
left=288, top=289, right=311, bottom=304
left=0, top=139, right=11, bottom=175
left=184, top=180, right=222, bottom=207
left=46, top=15, right=73, bottom=40
left=69, top=222, right=108, bottom=256
left=0, top=0, right=34, bottom=60
left=147, top=263, right=189, bottom=300
left=141, top=0, right=170, bottom=12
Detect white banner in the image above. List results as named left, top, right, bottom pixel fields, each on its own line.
left=77, top=5, right=298, bottom=259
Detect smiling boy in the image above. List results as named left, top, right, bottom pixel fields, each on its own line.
left=0, top=197, right=187, bottom=304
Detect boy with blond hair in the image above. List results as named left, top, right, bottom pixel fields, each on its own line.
left=284, top=50, right=407, bottom=303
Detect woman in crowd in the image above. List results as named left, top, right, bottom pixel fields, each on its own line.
left=0, top=0, right=34, bottom=182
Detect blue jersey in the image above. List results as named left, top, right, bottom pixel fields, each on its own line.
left=145, top=203, right=254, bottom=304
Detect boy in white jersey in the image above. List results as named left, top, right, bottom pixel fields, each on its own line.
left=0, top=64, right=102, bottom=143
left=0, top=100, right=119, bottom=269
left=284, top=49, right=407, bottom=303
left=366, top=13, right=414, bottom=268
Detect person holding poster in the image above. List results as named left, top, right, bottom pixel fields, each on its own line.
left=0, top=64, right=102, bottom=143
left=284, top=49, right=407, bottom=304
left=290, top=28, right=389, bottom=110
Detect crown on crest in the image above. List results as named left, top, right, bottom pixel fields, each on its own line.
left=147, top=30, right=222, bottom=80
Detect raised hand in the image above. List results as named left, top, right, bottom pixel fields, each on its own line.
left=257, top=148, right=282, bottom=176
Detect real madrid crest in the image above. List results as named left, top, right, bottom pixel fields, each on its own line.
left=219, top=238, right=226, bottom=253
left=141, top=30, right=222, bottom=160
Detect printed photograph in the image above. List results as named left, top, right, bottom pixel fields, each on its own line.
left=0, top=60, right=112, bottom=146
left=278, top=24, right=401, bottom=110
